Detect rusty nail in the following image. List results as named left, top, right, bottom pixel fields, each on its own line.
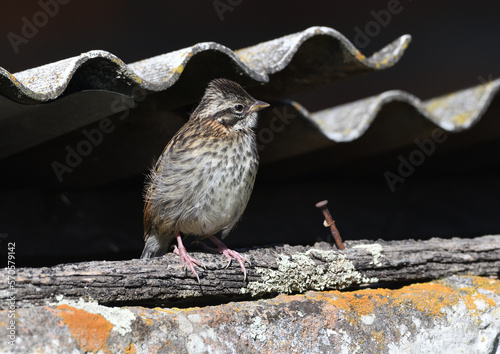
left=315, top=200, right=345, bottom=250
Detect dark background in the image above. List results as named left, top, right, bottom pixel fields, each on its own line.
left=1, top=0, right=499, bottom=266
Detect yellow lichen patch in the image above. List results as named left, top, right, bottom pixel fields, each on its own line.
left=111, top=57, right=124, bottom=66
left=130, top=75, right=143, bottom=84
left=154, top=307, right=177, bottom=315
left=451, top=112, right=474, bottom=126
left=176, top=65, right=184, bottom=74
left=425, top=95, right=453, bottom=112
left=392, top=283, right=460, bottom=317
left=154, top=306, right=201, bottom=315
left=236, top=53, right=250, bottom=63
left=9, top=74, right=19, bottom=85
left=57, top=304, right=113, bottom=353
left=461, top=293, right=496, bottom=315
left=371, top=330, right=386, bottom=351
left=436, top=276, right=497, bottom=313
left=356, top=51, right=366, bottom=61
left=313, top=288, right=393, bottom=318
left=468, top=276, right=500, bottom=294
left=380, top=57, right=390, bottom=66
left=140, top=315, right=154, bottom=326
left=305, top=278, right=500, bottom=329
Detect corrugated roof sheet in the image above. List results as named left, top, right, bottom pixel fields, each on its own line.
left=0, top=26, right=412, bottom=162
left=259, top=79, right=500, bottom=163
left=0, top=26, right=498, bottom=187
left=0, top=26, right=410, bottom=103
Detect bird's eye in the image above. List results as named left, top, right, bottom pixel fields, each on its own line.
left=232, top=104, right=245, bottom=114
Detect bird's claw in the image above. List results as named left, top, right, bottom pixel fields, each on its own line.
left=221, top=248, right=250, bottom=281
left=190, top=236, right=252, bottom=281
left=174, top=245, right=204, bottom=283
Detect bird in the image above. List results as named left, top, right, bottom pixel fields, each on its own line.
left=141, top=78, right=270, bottom=283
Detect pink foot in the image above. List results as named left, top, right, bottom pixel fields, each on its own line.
left=174, top=234, right=203, bottom=283
left=207, top=235, right=251, bottom=281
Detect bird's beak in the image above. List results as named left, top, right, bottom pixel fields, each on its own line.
left=248, top=100, right=270, bottom=113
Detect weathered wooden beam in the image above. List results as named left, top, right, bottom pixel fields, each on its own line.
left=2, top=235, right=499, bottom=308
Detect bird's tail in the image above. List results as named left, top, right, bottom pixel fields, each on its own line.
left=140, top=234, right=170, bottom=258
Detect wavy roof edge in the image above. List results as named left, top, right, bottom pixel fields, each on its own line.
left=256, top=79, right=500, bottom=163
left=0, top=26, right=411, bottom=104
left=308, top=78, right=500, bottom=142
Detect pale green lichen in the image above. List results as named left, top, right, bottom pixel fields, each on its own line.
left=388, top=298, right=500, bottom=353
left=352, top=243, right=384, bottom=267
left=250, top=316, right=268, bottom=342
left=361, top=314, right=376, bottom=325
left=246, top=248, right=378, bottom=296
left=175, top=311, right=218, bottom=353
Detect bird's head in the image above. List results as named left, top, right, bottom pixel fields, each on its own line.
left=193, top=78, right=269, bottom=131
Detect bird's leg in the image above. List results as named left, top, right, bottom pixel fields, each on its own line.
left=192, top=239, right=219, bottom=253
left=207, top=235, right=251, bottom=281
left=173, top=233, right=203, bottom=284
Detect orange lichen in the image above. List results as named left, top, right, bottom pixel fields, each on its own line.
left=304, top=278, right=499, bottom=326
left=463, top=276, right=500, bottom=294
left=436, top=276, right=497, bottom=313
left=136, top=309, right=155, bottom=326
left=356, top=51, right=366, bottom=61
left=154, top=306, right=200, bottom=315
left=57, top=304, right=113, bottom=353
left=141, top=316, right=154, bottom=326
left=111, top=57, right=124, bottom=66
left=130, top=75, right=143, bottom=84
left=308, top=288, right=392, bottom=317
left=371, top=330, right=386, bottom=351
left=392, top=283, right=462, bottom=317
left=124, top=342, right=136, bottom=354
left=9, top=73, right=19, bottom=85
left=273, top=293, right=307, bottom=304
